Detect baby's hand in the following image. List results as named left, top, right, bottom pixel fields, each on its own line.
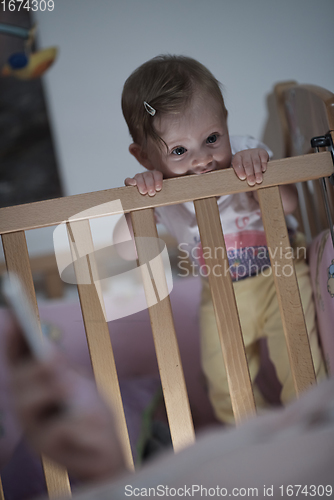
left=232, top=148, right=269, bottom=186
left=125, top=170, right=163, bottom=196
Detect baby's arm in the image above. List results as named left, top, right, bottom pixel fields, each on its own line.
left=232, top=148, right=298, bottom=215
left=125, top=170, right=163, bottom=196
left=276, top=184, right=298, bottom=215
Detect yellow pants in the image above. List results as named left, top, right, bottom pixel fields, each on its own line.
left=200, top=258, right=326, bottom=424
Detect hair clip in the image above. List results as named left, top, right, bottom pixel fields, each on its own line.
left=144, top=101, right=156, bottom=116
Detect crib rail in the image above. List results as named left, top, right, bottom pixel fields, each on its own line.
left=0, top=152, right=332, bottom=234
left=1, top=149, right=333, bottom=498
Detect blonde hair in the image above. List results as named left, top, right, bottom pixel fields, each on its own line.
left=122, top=54, right=227, bottom=149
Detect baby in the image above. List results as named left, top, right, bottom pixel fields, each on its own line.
left=118, top=54, right=325, bottom=424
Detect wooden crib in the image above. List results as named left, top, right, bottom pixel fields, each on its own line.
left=0, top=83, right=333, bottom=499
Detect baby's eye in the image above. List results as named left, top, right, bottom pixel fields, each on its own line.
left=206, top=134, right=218, bottom=144
left=171, top=146, right=187, bottom=156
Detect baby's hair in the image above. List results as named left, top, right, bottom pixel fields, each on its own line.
left=122, top=54, right=227, bottom=150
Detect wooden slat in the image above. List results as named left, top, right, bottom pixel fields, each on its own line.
left=0, top=477, right=4, bottom=500
left=313, top=179, right=329, bottom=233
left=66, top=220, right=106, bottom=319
left=66, top=220, right=134, bottom=469
left=1, top=231, right=72, bottom=498
left=282, top=84, right=334, bottom=157
left=194, top=198, right=256, bottom=423
left=328, top=131, right=334, bottom=220
left=41, top=457, right=71, bottom=499
left=0, top=152, right=333, bottom=235
left=257, top=187, right=316, bottom=395
left=301, top=182, right=319, bottom=238
left=325, top=177, right=334, bottom=222
left=130, top=209, right=195, bottom=452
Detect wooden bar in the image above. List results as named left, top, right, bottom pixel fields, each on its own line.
left=1, top=231, right=72, bottom=498
left=257, top=187, right=316, bottom=395
left=325, top=177, right=334, bottom=223
left=0, top=477, right=4, bottom=500
left=41, top=457, right=71, bottom=499
left=194, top=198, right=256, bottom=423
left=0, top=152, right=333, bottom=235
left=301, top=182, right=318, bottom=238
left=130, top=209, right=195, bottom=451
left=313, top=179, right=328, bottom=232
left=67, top=220, right=134, bottom=469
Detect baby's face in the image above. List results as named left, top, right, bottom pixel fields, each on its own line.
left=145, top=91, right=232, bottom=179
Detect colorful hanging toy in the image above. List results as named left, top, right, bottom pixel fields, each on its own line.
left=0, top=22, right=57, bottom=80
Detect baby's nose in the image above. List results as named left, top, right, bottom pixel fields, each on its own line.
left=192, top=154, right=213, bottom=173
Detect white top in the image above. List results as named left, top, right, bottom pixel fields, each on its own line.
left=155, top=136, right=296, bottom=280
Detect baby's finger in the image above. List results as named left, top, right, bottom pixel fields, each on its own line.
left=152, top=170, right=163, bottom=192
left=252, top=154, right=264, bottom=185
left=239, top=152, right=257, bottom=186
left=124, top=177, right=137, bottom=187
left=231, top=159, right=247, bottom=181
left=144, top=172, right=158, bottom=196
left=259, top=149, right=269, bottom=173
left=134, top=173, right=150, bottom=195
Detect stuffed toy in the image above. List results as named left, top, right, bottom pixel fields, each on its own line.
left=0, top=22, right=57, bottom=79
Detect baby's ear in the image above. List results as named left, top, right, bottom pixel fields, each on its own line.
left=129, top=143, right=154, bottom=170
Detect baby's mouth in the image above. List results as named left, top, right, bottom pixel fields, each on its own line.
left=199, top=167, right=214, bottom=174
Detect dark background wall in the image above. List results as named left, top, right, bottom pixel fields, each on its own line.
left=0, top=6, right=63, bottom=208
